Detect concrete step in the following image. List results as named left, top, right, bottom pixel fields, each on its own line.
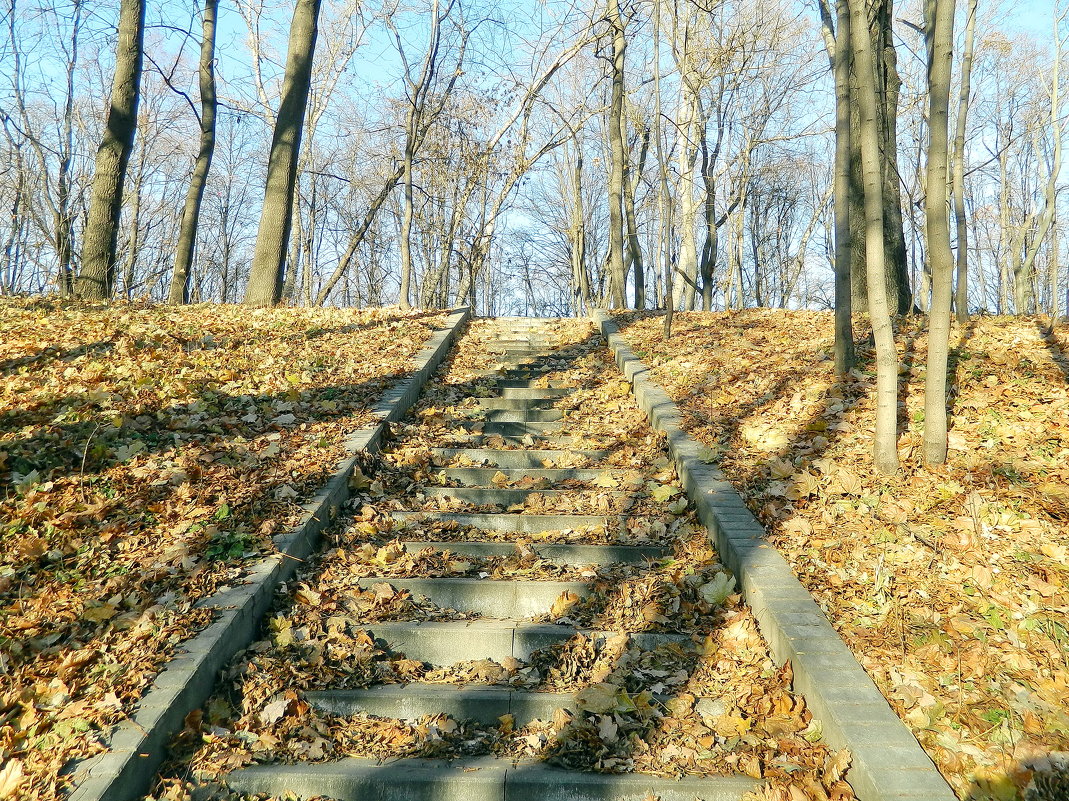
left=499, top=387, right=572, bottom=399
left=305, top=685, right=575, bottom=724
left=420, top=487, right=626, bottom=507
left=495, top=379, right=575, bottom=390
left=359, top=618, right=693, bottom=662
left=476, top=398, right=557, bottom=411
left=459, top=421, right=563, bottom=436
left=430, top=449, right=609, bottom=468
left=226, top=756, right=759, bottom=801
left=355, top=577, right=590, bottom=617
left=400, top=540, right=666, bottom=566
left=474, top=409, right=564, bottom=423
left=391, top=511, right=614, bottom=533
left=432, top=467, right=638, bottom=486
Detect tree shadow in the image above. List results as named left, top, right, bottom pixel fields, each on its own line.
left=0, top=338, right=119, bottom=376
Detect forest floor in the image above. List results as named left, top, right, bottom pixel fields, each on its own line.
left=0, top=298, right=445, bottom=801
left=614, top=310, right=1069, bottom=801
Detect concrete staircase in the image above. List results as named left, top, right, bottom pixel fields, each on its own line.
left=225, top=318, right=760, bottom=801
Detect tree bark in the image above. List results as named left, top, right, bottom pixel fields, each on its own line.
left=606, top=0, right=627, bottom=308
left=1015, top=10, right=1062, bottom=315
left=849, top=0, right=900, bottom=474
left=923, top=0, right=956, bottom=466
left=169, top=0, right=218, bottom=305
left=819, top=0, right=856, bottom=374
left=76, top=0, right=144, bottom=300
left=951, top=0, right=976, bottom=322
left=244, top=0, right=322, bottom=306
left=847, top=0, right=911, bottom=314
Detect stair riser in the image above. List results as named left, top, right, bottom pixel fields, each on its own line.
left=432, top=468, right=636, bottom=485
left=430, top=449, right=609, bottom=469
left=306, top=688, right=574, bottom=726
left=421, top=487, right=624, bottom=506
left=399, top=541, right=665, bottom=566
left=355, top=577, right=590, bottom=618
left=391, top=512, right=613, bottom=533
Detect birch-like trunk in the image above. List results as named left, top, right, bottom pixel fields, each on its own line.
left=606, top=0, right=627, bottom=308
left=923, top=0, right=956, bottom=466
left=951, top=0, right=977, bottom=322
left=849, top=0, right=900, bottom=474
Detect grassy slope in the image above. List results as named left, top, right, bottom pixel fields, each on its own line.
left=615, top=310, right=1069, bottom=800
left=0, top=299, right=444, bottom=801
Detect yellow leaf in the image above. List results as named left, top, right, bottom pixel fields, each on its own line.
left=591, top=472, right=619, bottom=488
left=0, top=759, right=25, bottom=800
left=82, top=603, right=117, bottom=623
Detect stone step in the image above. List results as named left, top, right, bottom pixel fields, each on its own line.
left=226, top=756, right=759, bottom=801
left=459, top=421, right=563, bottom=436
left=420, top=486, right=626, bottom=507
left=355, top=577, right=590, bottom=617
left=432, top=467, right=639, bottom=486
left=399, top=540, right=665, bottom=566
left=473, top=409, right=564, bottom=423
left=499, top=387, right=572, bottom=399
left=495, top=379, right=575, bottom=390
left=358, top=618, right=692, bottom=662
left=430, top=449, right=609, bottom=468
left=391, top=511, right=614, bottom=533
left=475, top=397, right=557, bottom=410
left=305, top=685, right=576, bottom=725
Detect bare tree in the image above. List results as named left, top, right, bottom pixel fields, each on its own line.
left=76, top=0, right=145, bottom=300
left=849, top=0, right=900, bottom=474
left=169, top=0, right=218, bottom=304
left=923, top=0, right=956, bottom=466
left=244, top=0, right=323, bottom=306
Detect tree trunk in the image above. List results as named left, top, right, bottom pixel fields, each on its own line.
left=606, top=0, right=627, bottom=308
left=625, top=123, right=648, bottom=308
left=675, top=83, right=699, bottom=311
left=951, top=0, right=976, bottom=322
left=169, top=0, right=218, bottom=305
left=923, top=0, right=956, bottom=466
left=849, top=0, right=900, bottom=474
left=847, top=0, right=911, bottom=315
left=76, top=0, right=144, bottom=300
left=244, top=0, right=322, bottom=306
left=821, top=0, right=856, bottom=374
left=1015, top=12, right=1062, bottom=315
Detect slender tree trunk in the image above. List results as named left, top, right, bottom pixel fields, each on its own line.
left=951, top=0, right=976, bottom=322
left=169, top=0, right=218, bottom=304
left=823, top=0, right=856, bottom=374
left=606, top=0, right=627, bottom=308
left=122, top=132, right=145, bottom=297
left=244, top=0, right=322, bottom=306
left=1016, top=11, right=1063, bottom=314
left=923, top=0, right=956, bottom=466
left=675, top=84, right=699, bottom=310
left=625, top=124, right=648, bottom=308
left=847, top=0, right=911, bottom=314
left=76, top=0, right=144, bottom=300
left=849, top=0, right=900, bottom=474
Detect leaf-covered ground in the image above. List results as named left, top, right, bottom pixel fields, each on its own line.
left=614, top=310, right=1069, bottom=800
left=0, top=299, right=445, bottom=801
left=149, top=319, right=852, bottom=801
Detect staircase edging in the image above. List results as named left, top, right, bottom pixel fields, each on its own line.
left=592, top=310, right=954, bottom=801
left=65, top=307, right=470, bottom=801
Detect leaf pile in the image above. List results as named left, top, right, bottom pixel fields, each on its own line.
left=616, top=310, right=1069, bottom=799
left=156, top=317, right=853, bottom=800
left=0, top=298, right=444, bottom=801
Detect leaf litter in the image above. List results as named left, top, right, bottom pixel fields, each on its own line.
left=615, top=309, right=1069, bottom=800
left=0, top=298, right=444, bottom=801
left=151, top=317, right=854, bottom=801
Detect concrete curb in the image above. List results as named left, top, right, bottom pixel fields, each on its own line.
left=591, top=311, right=954, bottom=801
left=66, top=307, right=470, bottom=801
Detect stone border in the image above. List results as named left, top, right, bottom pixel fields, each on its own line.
left=66, top=308, right=471, bottom=801
left=592, top=311, right=954, bottom=801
